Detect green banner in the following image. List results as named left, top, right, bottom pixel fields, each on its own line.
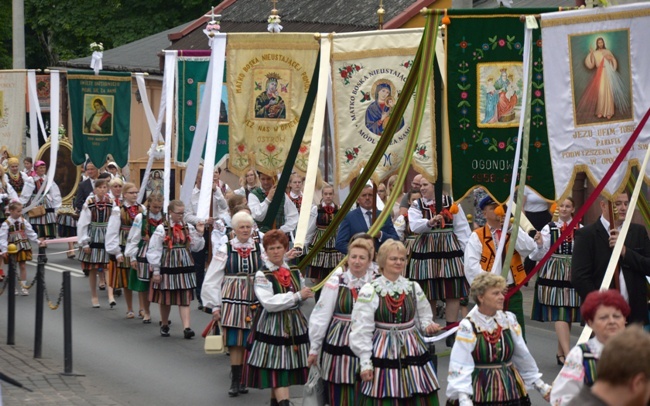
left=176, top=57, right=229, bottom=164
left=68, top=71, right=131, bottom=168
left=446, top=9, right=555, bottom=202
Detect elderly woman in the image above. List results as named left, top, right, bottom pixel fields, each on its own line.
left=202, top=211, right=265, bottom=397
left=243, top=230, right=313, bottom=406
left=350, top=239, right=441, bottom=405
left=308, top=237, right=377, bottom=405
left=447, top=273, right=551, bottom=405
left=550, top=289, right=629, bottom=405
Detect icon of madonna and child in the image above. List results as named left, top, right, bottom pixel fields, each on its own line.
left=571, top=32, right=632, bottom=126
left=364, top=79, right=405, bottom=136
left=479, top=65, right=522, bottom=127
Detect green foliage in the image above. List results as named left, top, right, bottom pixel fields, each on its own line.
left=11, top=0, right=216, bottom=68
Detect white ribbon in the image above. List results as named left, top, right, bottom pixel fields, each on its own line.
left=90, top=51, right=103, bottom=75
left=27, top=70, right=48, bottom=158
left=45, top=70, right=60, bottom=195
left=197, top=34, right=227, bottom=219
left=163, top=51, right=177, bottom=210
left=135, top=73, right=167, bottom=203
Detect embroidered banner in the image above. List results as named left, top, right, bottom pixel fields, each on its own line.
left=226, top=33, right=319, bottom=177
left=176, top=54, right=229, bottom=166
left=542, top=3, right=650, bottom=198
left=68, top=71, right=131, bottom=168
left=331, top=29, right=436, bottom=187
left=446, top=10, right=555, bottom=203
left=0, top=71, right=26, bottom=160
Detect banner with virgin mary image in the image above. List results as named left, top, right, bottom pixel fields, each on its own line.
left=331, top=28, right=436, bottom=188
left=542, top=3, right=650, bottom=198
left=226, top=34, right=319, bottom=177
left=68, top=71, right=131, bottom=168
left=445, top=9, right=555, bottom=203
left=0, top=71, right=26, bottom=160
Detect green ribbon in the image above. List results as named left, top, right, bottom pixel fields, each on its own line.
left=262, top=52, right=321, bottom=230
left=627, top=171, right=650, bottom=228
left=305, top=16, right=442, bottom=288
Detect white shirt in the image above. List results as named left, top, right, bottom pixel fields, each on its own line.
left=184, top=186, right=228, bottom=226
left=105, top=202, right=144, bottom=259
left=550, top=337, right=603, bottom=406
left=408, top=197, right=471, bottom=251
left=248, top=189, right=299, bottom=234
left=4, top=172, right=34, bottom=201
left=598, top=216, right=628, bottom=301
left=76, top=195, right=112, bottom=248
left=21, top=175, right=62, bottom=209
left=523, top=186, right=549, bottom=213
left=253, top=260, right=306, bottom=312
left=0, top=217, right=40, bottom=254
left=529, top=219, right=582, bottom=261
left=146, top=221, right=205, bottom=274
left=446, top=306, right=543, bottom=401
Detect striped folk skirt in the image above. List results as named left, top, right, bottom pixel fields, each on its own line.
left=308, top=229, right=344, bottom=280
left=11, top=248, right=32, bottom=263
left=78, top=224, right=109, bottom=268
left=149, top=263, right=197, bottom=307
left=221, top=274, right=259, bottom=347
left=321, top=314, right=361, bottom=406
left=407, top=229, right=468, bottom=301
left=531, top=254, right=581, bottom=323
left=28, top=206, right=57, bottom=239
left=243, top=307, right=310, bottom=389
left=57, top=213, right=77, bottom=237
left=108, top=256, right=130, bottom=289
left=360, top=321, right=439, bottom=405
left=135, top=242, right=152, bottom=282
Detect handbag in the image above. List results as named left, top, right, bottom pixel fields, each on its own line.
left=302, top=365, right=326, bottom=406
left=27, top=205, right=46, bottom=218
left=203, top=320, right=225, bottom=354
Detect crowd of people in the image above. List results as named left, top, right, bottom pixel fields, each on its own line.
left=1, top=155, right=650, bottom=405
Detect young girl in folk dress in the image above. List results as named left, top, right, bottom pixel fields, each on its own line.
left=147, top=200, right=205, bottom=338
left=77, top=179, right=113, bottom=308
left=0, top=166, right=19, bottom=276
left=125, top=193, right=165, bottom=324
left=106, top=182, right=143, bottom=318
left=305, top=184, right=344, bottom=296
left=0, top=202, right=44, bottom=295
left=23, top=161, right=62, bottom=239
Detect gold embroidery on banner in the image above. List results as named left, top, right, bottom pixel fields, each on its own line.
left=541, top=9, right=650, bottom=28
left=331, top=48, right=419, bottom=62
left=66, top=75, right=131, bottom=82
left=228, top=42, right=319, bottom=50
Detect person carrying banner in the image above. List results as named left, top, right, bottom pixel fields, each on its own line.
left=22, top=161, right=61, bottom=239
left=464, top=195, right=538, bottom=339
left=248, top=172, right=298, bottom=235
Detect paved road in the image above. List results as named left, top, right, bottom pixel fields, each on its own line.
left=0, top=242, right=581, bottom=405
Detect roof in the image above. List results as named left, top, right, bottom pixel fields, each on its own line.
left=473, top=0, right=576, bottom=8
left=58, top=21, right=192, bottom=75
left=167, top=0, right=439, bottom=50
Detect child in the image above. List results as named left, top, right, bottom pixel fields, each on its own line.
left=22, top=157, right=36, bottom=177
left=0, top=201, right=44, bottom=295
left=77, top=179, right=113, bottom=308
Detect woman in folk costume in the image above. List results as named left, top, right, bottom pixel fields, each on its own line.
left=202, top=211, right=265, bottom=397
left=0, top=166, right=19, bottom=276
left=22, top=161, right=61, bottom=239
left=550, top=290, right=629, bottom=405
left=0, top=201, right=44, bottom=295
left=446, top=273, right=551, bottom=406
left=287, top=173, right=304, bottom=213
left=393, top=189, right=422, bottom=254
left=407, top=177, right=471, bottom=334
left=305, top=184, right=344, bottom=289
left=107, top=177, right=123, bottom=206
left=124, top=193, right=165, bottom=325
left=4, top=157, right=34, bottom=199
left=77, top=178, right=113, bottom=308
left=350, top=240, right=442, bottom=406
left=243, top=230, right=313, bottom=406
left=234, top=169, right=261, bottom=199
left=529, top=197, right=583, bottom=366
left=105, top=182, right=143, bottom=319
left=308, top=237, right=378, bottom=405
left=147, top=200, right=205, bottom=339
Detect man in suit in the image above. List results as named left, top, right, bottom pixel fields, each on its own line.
left=572, top=191, right=650, bottom=325
left=335, top=184, right=399, bottom=254
left=73, top=161, right=99, bottom=213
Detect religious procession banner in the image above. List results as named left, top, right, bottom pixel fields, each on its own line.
left=542, top=3, right=650, bottom=199
left=68, top=71, right=131, bottom=168
left=332, top=29, right=435, bottom=187
left=445, top=9, right=555, bottom=203
left=0, top=71, right=26, bottom=160
left=176, top=52, right=229, bottom=166
left=226, top=33, right=319, bottom=177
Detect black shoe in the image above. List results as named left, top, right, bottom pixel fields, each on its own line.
left=114, top=288, right=122, bottom=297
left=183, top=328, right=195, bottom=339
left=270, top=400, right=279, bottom=406
left=556, top=354, right=565, bottom=366
left=160, top=324, right=170, bottom=337
left=278, top=400, right=291, bottom=406
left=229, top=365, right=242, bottom=397
left=109, top=300, right=117, bottom=309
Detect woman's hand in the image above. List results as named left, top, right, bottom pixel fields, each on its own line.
left=285, top=247, right=302, bottom=259
left=299, top=287, right=315, bottom=301
left=152, top=274, right=161, bottom=284
left=195, top=221, right=205, bottom=234
left=360, top=370, right=373, bottom=382
left=425, top=323, right=442, bottom=336
left=534, top=231, right=543, bottom=248
left=307, top=354, right=318, bottom=367
left=212, top=309, right=221, bottom=322
left=130, top=260, right=137, bottom=269
left=83, top=246, right=91, bottom=254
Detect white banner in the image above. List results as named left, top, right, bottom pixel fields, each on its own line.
left=331, top=29, right=436, bottom=187
left=542, top=3, right=650, bottom=198
left=0, top=71, right=26, bottom=160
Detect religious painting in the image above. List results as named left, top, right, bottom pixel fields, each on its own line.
left=364, top=79, right=405, bottom=136
left=477, top=62, right=523, bottom=128
left=140, top=168, right=175, bottom=202
left=36, top=140, right=81, bottom=204
left=82, top=94, right=114, bottom=136
left=252, top=69, right=290, bottom=120
left=36, top=75, right=51, bottom=111
left=569, top=29, right=633, bottom=126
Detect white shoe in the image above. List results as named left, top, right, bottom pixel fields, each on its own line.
left=21, top=288, right=29, bottom=296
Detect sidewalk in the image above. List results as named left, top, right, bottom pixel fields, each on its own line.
left=0, top=340, right=120, bottom=406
